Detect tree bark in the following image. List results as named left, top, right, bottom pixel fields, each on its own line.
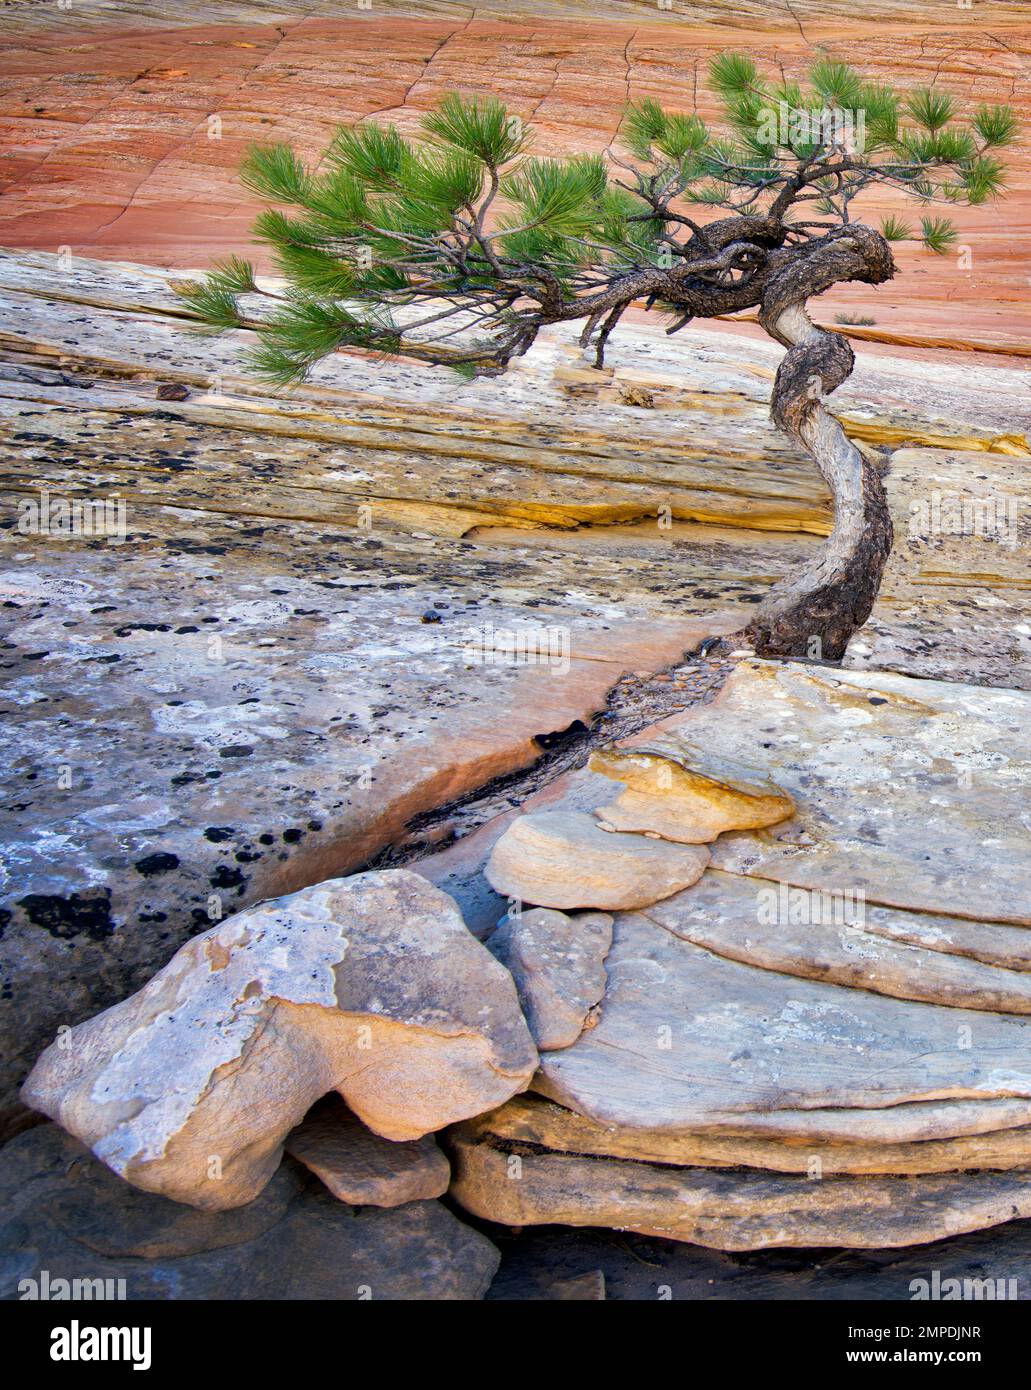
left=745, top=227, right=895, bottom=661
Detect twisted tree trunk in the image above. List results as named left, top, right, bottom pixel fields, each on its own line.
left=744, top=226, right=896, bottom=661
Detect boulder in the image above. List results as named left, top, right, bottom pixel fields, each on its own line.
left=487, top=909, right=612, bottom=1050
left=484, top=812, right=709, bottom=911
left=1, top=1124, right=498, bottom=1301
left=285, top=1094, right=450, bottom=1207
left=590, top=745, right=794, bottom=843
left=21, top=870, right=537, bottom=1210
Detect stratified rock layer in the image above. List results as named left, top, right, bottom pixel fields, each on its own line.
left=1, top=1123, right=499, bottom=1301
left=435, top=660, right=1031, bottom=1248
left=449, top=1121, right=1031, bottom=1252
left=469, top=1094, right=1031, bottom=1178
left=22, top=870, right=537, bottom=1209
left=535, top=912, right=1031, bottom=1134
left=1, top=4, right=1027, bottom=357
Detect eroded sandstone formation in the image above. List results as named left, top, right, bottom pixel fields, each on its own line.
left=22, top=870, right=537, bottom=1209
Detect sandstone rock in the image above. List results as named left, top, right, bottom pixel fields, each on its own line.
left=485, top=812, right=710, bottom=911
left=534, top=911, right=1031, bottom=1140
left=285, top=1094, right=449, bottom=1207
left=644, top=869, right=1031, bottom=1015
left=665, top=662, right=1031, bottom=926
left=448, top=1123, right=1031, bottom=1251
left=473, top=1094, right=1031, bottom=1178
left=590, top=744, right=794, bottom=843
left=1, top=1123, right=499, bottom=1301
left=22, top=870, right=537, bottom=1209
left=2, top=247, right=1028, bottom=1141
left=487, top=908, right=612, bottom=1050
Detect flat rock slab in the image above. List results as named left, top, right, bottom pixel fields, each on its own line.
left=1, top=1123, right=498, bottom=1301
left=534, top=911, right=1031, bottom=1138
left=471, top=1094, right=1031, bottom=1177
left=22, top=870, right=536, bottom=1209
left=285, top=1094, right=450, bottom=1207
left=656, top=661, right=1031, bottom=926
left=590, top=744, right=794, bottom=842
left=448, top=1123, right=1031, bottom=1251
left=644, top=869, right=1031, bottom=1015
left=485, top=812, right=710, bottom=911
left=487, top=908, right=612, bottom=1051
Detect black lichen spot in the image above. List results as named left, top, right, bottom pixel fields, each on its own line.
left=203, top=826, right=235, bottom=843
left=282, top=828, right=305, bottom=844
left=210, top=865, right=246, bottom=891
left=219, top=745, right=253, bottom=758
left=134, top=850, right=180, bottom=872
left=869, top=696, right=888, bottom=705
left=135, top=852, right=180, bottom=877
left=19, top=890, right=115, bottom=941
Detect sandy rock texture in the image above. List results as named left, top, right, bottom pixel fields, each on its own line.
left=1, top=1122, right=499, bottom=1300
left=590, top=745, right=794, bottom=842
left=22, top=870, right=537, bottom=1209
left=430, top=660, right=1031, bottom=1248
left=449, top=1122, right=1031, bottom=1252
left=3, top=247, right=1021, bottom=1138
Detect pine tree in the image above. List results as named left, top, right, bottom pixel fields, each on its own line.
left=178, top=57, right=1017, bottom=659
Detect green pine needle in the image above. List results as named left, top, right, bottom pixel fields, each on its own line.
left=905, top=87, right=955, bottom=133
left=421, top=93, right=528, bottom=167
left=972, top=104, right=1018, bottom=148
left=879, top=214, right=914, bottom=242
left=920, top=215, right=958, bottom=254
left=240, top=143, right=310, bottom=204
